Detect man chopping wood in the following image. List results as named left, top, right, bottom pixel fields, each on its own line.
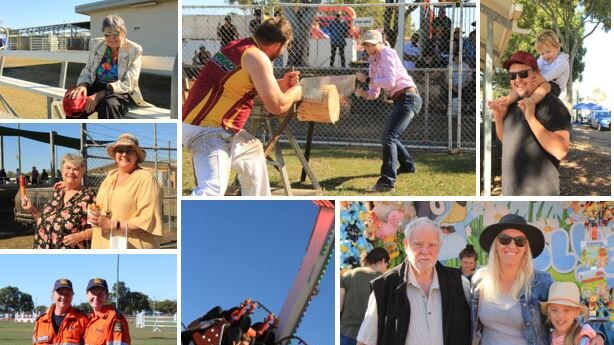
left=183, top=17, right=302, bottom=196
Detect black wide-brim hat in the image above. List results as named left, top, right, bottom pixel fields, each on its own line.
left=479, top=214, right=545, bottom=258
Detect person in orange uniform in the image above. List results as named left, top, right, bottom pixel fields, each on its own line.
left=33, top=278, right=88, bottom=345
left=83, top=278, right=131, bottom=345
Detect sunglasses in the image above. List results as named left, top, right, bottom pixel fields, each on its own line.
left=507, top=69, right=532, bottom=80
left=497, top=234, right=527, bottom=247
left=104, top=30, right=121, bottom=38
left=115, top=148, right=135, bottom=154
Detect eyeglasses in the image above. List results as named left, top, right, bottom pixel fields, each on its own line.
left=497, top=234, right=527, bottom=247
left=104, top=30, right=121, bottom=38
left=115, top=148, right=135, bottom=155
left=507, top=69, right=532, bottom=80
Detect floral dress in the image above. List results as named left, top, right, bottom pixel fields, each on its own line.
left=95, top=47, right=119, bottom=83
left=32, top=188, right=96, bottom=249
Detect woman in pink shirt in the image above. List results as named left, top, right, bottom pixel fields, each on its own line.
left=354, top=30, right=422, bottom=192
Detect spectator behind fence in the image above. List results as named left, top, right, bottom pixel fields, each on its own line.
left=329, top=12, right=349, bottom=67
left=22, top=154, right=96, bottom=249
left=249, top=9, right=262, bottom=34
left=192, top=45, right=212, bottom=65
left=341, top=247, right=390, bottom=345
left=433, top=7, right=451, bottom=42
left=183, top=18, right=302, bottom=196
left=31, top=166, right=39, bottom=185
left=87, top=133, right=163, bottom=249
left=217, top=15, right=239, bottom=48
left=0, top=168, right=6, bottom=184
left=66, top=14, right=148, bottom=119
left=463, top=28, right=476, bottom=68
left=41, top=169, right=49, bottom=184
left=403, top=33, right=421, bottom=70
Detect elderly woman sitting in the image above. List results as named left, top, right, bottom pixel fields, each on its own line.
left=22, top=153, right=96, bottom=249
left=65, top=14, right=147, bottom=118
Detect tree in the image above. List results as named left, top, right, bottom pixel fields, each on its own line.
left=125, top=292, right=150, bottom=315
left=109, top=281, right=130, bottom=311
left=0, top=286, right=34, bottom=313
left=155, top=299, right=177, bottom=314
left=74, top=302, right=92, bottom=315
left=495, top=0, right=610, bottom=104
left=35, top=305, right=48, bottom=314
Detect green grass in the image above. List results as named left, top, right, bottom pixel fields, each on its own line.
left=0, top=320, right=176, bottom=345
left=183, top=146, right=475, bottom=196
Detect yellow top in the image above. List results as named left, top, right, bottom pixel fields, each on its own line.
left=91, top=168, right=163, bottom=249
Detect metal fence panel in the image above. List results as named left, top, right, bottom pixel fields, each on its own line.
left=183, top=2, right=476, bottom=150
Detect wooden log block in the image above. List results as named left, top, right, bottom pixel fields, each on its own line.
left=297, top=84, right=340, bottom=123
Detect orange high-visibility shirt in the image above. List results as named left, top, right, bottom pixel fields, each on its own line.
left=33, top=305, right=88, bottom=345
left=84, top=305, right=131, bottom=345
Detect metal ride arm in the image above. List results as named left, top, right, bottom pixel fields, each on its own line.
left=275, top=201, right=335, bottom=343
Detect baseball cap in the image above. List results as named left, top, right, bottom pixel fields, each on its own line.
left=361, top=30, right=382, bottom=45
left=503, top=51, right=538, bottom=71
left=86, top=278, right=108, bottom=292
left=54, top=278, right=73, bottom=291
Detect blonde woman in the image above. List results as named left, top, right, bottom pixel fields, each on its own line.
left=471, top=214, right=604, bottom=345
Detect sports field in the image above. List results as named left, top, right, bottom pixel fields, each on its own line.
left=0, top=320, right=177, bottom=345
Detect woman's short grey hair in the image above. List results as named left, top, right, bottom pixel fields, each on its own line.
left=62, top=153, right=86, bottom=169
left=102, top=14, right=127, bottom=33
left=403, top=217, right=443, bottom=243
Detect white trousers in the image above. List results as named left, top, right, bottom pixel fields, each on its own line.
left=183, top=123, right=271, bottom=196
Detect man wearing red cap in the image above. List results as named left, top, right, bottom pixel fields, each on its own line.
left=488, top=51, right=571, bottom=196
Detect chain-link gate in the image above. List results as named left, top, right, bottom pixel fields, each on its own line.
left=183, top=2, right=476, bottom=151
left=82, top=125, right=177, bottom=247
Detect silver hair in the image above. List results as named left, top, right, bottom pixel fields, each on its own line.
left=403, top=217, right=443, bottom=243
left=102, top=14, right=127, bottom=33
left=62, top=153, right=86, bottom=169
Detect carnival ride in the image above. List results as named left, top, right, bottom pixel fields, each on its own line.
left=181, top=201, right=335, bottom=345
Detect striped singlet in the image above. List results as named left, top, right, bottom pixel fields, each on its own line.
left=183, top=38, right=259, bottom=132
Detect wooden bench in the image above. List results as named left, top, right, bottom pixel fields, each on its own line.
left=0, top=75, right=171, bottom=119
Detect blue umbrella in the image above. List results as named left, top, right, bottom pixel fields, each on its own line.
left=572, top=102, right=602, bottom=110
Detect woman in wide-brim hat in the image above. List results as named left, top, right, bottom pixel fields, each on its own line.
left=88, top=133, right=163, bottom=249
left=469, top=214, right=604, bottom=345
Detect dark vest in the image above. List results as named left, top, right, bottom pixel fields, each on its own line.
left=371, top=260, right=471, bottom=345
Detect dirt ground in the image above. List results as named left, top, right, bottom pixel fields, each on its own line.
left=490, top=123, right=611, bottom=196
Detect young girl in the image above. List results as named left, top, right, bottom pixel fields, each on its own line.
left=541, top=282, right=597, bottom=345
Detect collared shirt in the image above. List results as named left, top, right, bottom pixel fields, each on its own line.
left=537, top=52, right=569, bottom=94
left=366, top=46, right=417, bottom=99
left=356, top=266, right=445, bottom=345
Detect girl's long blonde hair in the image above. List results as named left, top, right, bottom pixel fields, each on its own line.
left=473, top=241, right=535, bottom=301
left=544, top=310, right=583, bottom=345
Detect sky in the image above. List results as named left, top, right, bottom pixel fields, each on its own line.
left=182, top=200, right=334, bottom=345
left=0, top=123, right=177, bottom=174
left=0, top=254, right=177, bottom=308
left=574, top=25, right=612, bottom=105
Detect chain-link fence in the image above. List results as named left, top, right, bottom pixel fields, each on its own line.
left=183, top=2, right=476, bottom=150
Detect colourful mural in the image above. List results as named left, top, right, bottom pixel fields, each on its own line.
left=340, top=201, right=614, bottom=289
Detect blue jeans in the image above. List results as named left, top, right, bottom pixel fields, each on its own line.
left=340, top=335, right=357, bottom=345
left=377, top=92, right=422, bottom=186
